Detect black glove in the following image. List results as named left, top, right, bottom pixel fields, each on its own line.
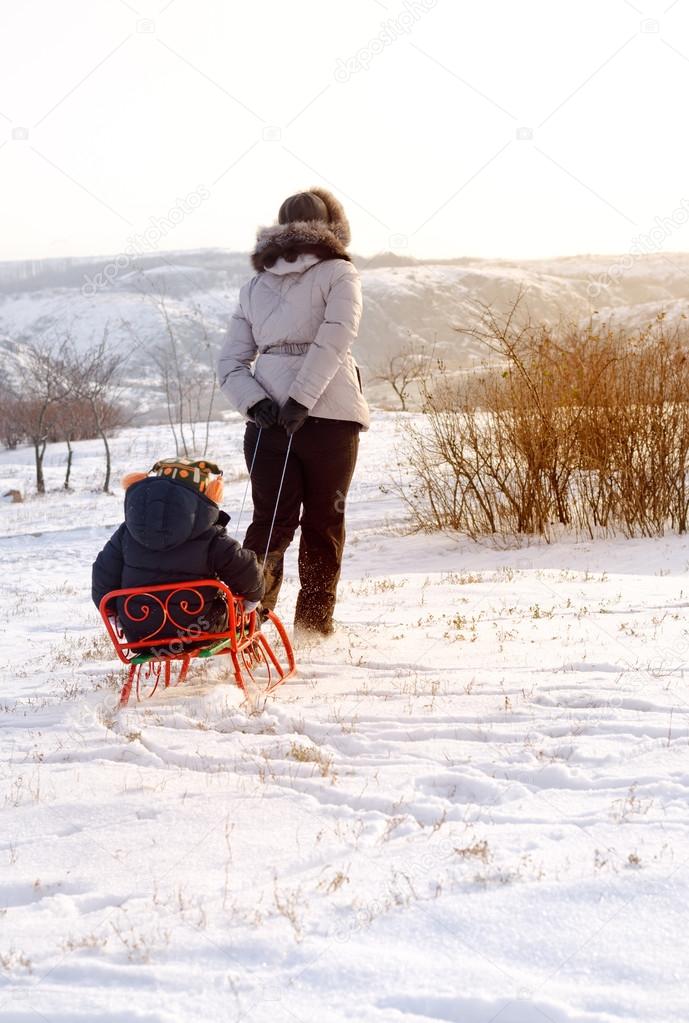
left=248, top=398, right=279, bottom=429
left=278, top=397, right=309, bottom=435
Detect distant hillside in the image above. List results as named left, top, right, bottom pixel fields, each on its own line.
left=1, top=248, right=688, bottom=415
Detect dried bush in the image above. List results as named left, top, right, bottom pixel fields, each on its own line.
left=400, top=302, right=689, bottom=539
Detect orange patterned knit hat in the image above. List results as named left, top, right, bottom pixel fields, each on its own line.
left=150, top=458, right=223, bottom=496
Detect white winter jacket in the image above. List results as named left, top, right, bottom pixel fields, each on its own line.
left=217, top=252, right=370, bottom=430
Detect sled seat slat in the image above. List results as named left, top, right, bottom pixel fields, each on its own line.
left=198, top=638, right=233, bottom=658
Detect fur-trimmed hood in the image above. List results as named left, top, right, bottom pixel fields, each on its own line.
left=252, top=187, right=351, bottom=272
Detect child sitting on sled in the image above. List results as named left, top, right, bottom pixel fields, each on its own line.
left=91, top=457, right=264, bottom=644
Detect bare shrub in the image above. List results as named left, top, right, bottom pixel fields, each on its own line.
left=400, top=300, right=689, bottom=539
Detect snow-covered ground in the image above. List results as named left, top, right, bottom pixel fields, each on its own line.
left=1, top=413, right=689, bottom=1023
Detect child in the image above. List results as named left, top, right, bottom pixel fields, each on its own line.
left=92, top=457, right=264, bottom=644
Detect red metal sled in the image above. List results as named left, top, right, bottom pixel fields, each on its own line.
left=99, top=579, right=296, bottom=707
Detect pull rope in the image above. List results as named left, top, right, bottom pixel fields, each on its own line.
left=263, top=434, right=293, bottom=566
left=233, top=427, right=262, bottom=538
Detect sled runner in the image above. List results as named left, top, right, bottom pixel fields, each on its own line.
left=99, top=579, right=295, bottom=707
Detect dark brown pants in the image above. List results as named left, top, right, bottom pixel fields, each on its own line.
left=243, top=418, right=360, bottom=632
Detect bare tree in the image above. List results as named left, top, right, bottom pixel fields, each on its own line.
left=0, top=383, right=23, bottom=450
left=12, top=339, right=72, bottom=493
left=148, top=295, right=218, bottom=456
left=187, top=302, right=218, bottom=457
left=154, top=296, right=189, bottom=455
left=372, top=336, right=434, bottom=411
left=69, top=334, right=128, bottom=492
left=50, top=397, right=93, bottom=489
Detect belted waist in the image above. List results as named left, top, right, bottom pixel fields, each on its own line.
left=262, top=341, right=311, bottom=356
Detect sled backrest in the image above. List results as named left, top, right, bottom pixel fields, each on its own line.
left=99, top=578, right=248, bottom=664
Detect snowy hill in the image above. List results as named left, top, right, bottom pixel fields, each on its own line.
left=1, top=248, right=689, bottom=412
left=1, top=415, right=688, bottom=1021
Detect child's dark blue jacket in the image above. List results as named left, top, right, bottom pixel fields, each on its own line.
left=92, top=477, right=264, bottom=639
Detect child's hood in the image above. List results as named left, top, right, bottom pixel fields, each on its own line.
left=124, top=476, right=225, bottom=551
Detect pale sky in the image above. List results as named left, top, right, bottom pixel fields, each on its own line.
left=1, top=0, right=689, bottom=263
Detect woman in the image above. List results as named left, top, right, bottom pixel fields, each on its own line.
left=217, top=187, right=369, bottom=637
